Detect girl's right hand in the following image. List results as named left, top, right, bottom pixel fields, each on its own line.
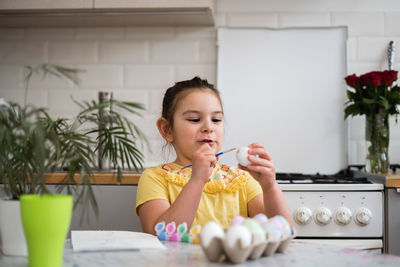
left=190, top=143, right=216, bottom=184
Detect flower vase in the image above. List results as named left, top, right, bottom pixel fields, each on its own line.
left=365, top=111, right=390, bottom=174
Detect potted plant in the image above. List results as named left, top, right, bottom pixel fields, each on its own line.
left=0, top=64, right=147, bottom=265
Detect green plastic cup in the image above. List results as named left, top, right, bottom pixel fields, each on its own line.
left=20, top=194, right=73, bottom=267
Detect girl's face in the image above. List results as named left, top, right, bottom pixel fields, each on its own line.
left=169, top=89, right=224, bottom=166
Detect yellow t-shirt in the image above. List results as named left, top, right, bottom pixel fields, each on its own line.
left=136, top=162, right=262, bottom=229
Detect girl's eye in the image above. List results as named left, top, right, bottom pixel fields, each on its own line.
left=212, top=118, right=222, bottom=123
left=187, top=118, right=200, bottom=122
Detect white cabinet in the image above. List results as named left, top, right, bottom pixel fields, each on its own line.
left=0, top=0, right=215, bottom=27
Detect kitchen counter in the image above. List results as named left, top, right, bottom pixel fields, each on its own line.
left=386, top=174, right=400, bottom=188
left=46, top=172, right=400, bottom=187
left=44, top=172, right=141, bottom=185
left=1, top=240, right=400, bottom=266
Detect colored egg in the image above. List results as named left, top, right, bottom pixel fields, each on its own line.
left=241, top=218, right=266, bottom=242
left=226, top=224, right=252, bottom=248
left=236, top=147, right=251, bottom=166
left=231, top=215, right=245, bottom=226
left=270, top=215, right=292, bottom=237
left=200, top=221, right=225, bottom=247
left=253, top=213, right=268, bottom=225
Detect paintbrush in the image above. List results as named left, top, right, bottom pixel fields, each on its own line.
left=181, top=147, right=237, bottom=169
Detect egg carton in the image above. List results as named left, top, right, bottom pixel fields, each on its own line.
left=200, top=227, right=296, bottom=264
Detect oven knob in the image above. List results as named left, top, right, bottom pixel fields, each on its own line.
left=294, top=207, right=312, bottom=225
left=354, top=207, right=373, bottom=226
left=314, top=207, right=332, bottom=225
left=334, top=207, right=352, bottom=225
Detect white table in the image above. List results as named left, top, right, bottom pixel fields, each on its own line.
left=1, top=240, right=400, bottom=266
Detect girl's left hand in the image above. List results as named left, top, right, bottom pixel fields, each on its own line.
left=238, top=142, right=276, bottom=190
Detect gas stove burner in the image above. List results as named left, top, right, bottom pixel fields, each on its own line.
left=276, top=171, right=372, bottom=184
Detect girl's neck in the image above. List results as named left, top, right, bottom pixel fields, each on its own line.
left=173, top=159, right=190, bottom=168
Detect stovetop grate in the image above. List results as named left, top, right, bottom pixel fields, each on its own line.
left=276, top=168, right=372, bottom=184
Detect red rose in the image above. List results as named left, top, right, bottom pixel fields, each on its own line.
left=360, top=71, right=382, bottom=87
left=344, top=74, right=360, bottom=88
left=382, top=70, right=398, bottom=86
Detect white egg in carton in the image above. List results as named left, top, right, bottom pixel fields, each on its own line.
left=199, top=215, right=296, bottom=264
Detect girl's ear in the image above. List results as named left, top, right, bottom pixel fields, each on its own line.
left=156, top=117, right=173, bottom=143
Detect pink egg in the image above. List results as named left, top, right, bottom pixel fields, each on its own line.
left=231, top=216, right=245, bottom=226
left=253, top=213, right=268, bottom=225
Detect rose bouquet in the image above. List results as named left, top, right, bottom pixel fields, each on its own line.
left=344, top=70, right=400, bottom=174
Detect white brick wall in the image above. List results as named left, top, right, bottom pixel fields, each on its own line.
left=1, top=0, right=400, bottom=167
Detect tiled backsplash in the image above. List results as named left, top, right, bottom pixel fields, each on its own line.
left=1, top=0, right=400, bottom=168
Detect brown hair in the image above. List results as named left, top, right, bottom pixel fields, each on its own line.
left=161, top=76, right=222, bottom=130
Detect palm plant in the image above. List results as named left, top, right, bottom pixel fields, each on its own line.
left=0, top=64, right=147, bottom=217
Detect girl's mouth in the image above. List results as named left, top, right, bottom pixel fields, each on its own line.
left=200, top=139, right=214, bottom=145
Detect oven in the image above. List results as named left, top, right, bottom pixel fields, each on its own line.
left=277, top=170, right=385, bottom=252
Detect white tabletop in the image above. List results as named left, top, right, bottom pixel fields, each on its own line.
left=1, top=239, right=400, bottom=266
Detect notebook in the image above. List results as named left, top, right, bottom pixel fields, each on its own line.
left=71, top=230, right=166, bottom=252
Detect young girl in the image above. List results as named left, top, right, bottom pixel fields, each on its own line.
left=136, top=77, right=291, bottom=235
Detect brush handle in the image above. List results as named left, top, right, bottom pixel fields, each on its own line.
left=181, top=149, right=235, bottom=169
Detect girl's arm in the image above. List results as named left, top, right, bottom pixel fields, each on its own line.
left=138, top=143, right=216, bottom=235
left=247, top=184, right=292, bottom=224
left=241, top=142, right=292, bottom=224
left=138, top=178, right=205, bottom=235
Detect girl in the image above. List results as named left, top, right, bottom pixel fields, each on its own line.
left=136, top=77, right=291, bottom=234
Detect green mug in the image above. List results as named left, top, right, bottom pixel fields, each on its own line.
left=20, top=194, right=73, bottom=267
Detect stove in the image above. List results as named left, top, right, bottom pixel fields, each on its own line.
left=278, top=168, right=385, bottom=252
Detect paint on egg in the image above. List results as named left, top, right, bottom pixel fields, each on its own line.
left=241, top=218, right=266, bottom=242
left=231, top=215, right=245, bottom=226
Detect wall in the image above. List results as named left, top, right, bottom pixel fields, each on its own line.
left=1, top=0, right=400, bottom=167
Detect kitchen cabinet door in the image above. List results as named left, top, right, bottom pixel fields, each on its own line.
left=387, top=188, right=400, bottom=255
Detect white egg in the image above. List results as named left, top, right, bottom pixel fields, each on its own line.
left=200, top=221, right=225, bottom=247
left=225, top=224, right=252, bottom=248
left=236, top=146, right=251, bottom=166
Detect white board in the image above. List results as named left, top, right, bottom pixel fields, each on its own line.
left=217, top=27, right=348, bottom=174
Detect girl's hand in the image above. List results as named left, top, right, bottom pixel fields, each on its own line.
left=191, top=143, right=217, bottom=184
left=238, top=143, right=277, bottom=190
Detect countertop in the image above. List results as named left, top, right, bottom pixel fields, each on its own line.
left=1, top=240, right=400, bottom=266
left=45, top=172, right=400, bottom=188
left=44, top=172, right=141, bottom=185
left=385, top=174, right=400, bottom=188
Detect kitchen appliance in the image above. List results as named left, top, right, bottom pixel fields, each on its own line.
left=217, top=27, right=386, bottom=252
left=278, top=168, right=385, bottom=252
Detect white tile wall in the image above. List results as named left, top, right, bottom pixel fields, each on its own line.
left=1, top=0, right=400, bottom=167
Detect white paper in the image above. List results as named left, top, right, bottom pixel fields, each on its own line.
left=71, top=230, right=166, bottom=252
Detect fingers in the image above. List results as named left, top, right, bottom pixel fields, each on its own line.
left=248, top=154, right=274, bottom=168
left=194, top=143, right=217, bottom=167
left=246, top=163, right=275, bottom=174
left=248, top=143, right=272, bottom=161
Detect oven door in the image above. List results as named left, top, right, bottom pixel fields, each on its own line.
left=295, top=238, right=383, bottom=253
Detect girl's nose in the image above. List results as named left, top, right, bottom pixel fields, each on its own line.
left=201, top=119, right=213, bottom=132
